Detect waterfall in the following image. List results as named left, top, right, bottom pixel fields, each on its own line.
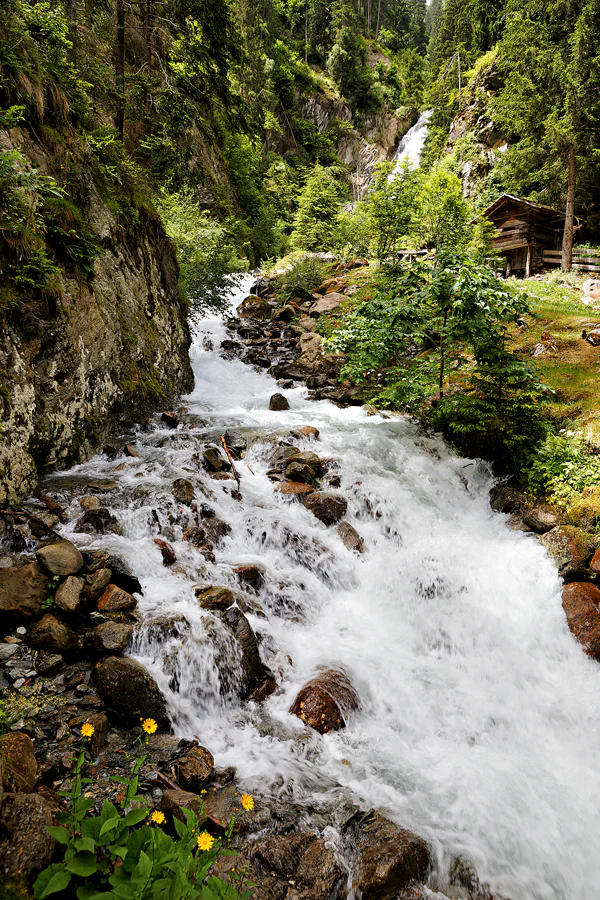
left=390, top=109, right=433, bottom=178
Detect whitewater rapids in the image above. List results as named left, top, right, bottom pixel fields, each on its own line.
left=56, top=277, right=600, bottom=900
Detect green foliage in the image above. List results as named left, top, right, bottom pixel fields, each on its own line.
left=33, top=746, right=253, bottom=900
left=525, top=434, right=600, bottom=502
left=42, top=574, right=61, bottom=612
left=368, top=160, right=422, bottom=257
left=156, top=190, right=246, bottom=321
left=290, top=165, right=342, bottom=251
left=324, top=254, right=547, bottom=472
left=272, top=254, right=328, bottom=300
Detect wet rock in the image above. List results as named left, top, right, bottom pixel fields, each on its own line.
left=269, top=393, right=290, bottom=411
left=172, top=478, right=195, bottom=506
left=154, top=538, right=176, bottom=566
left=585, top=329, right=600, bottom=346
left=144, top=614, right=190, bottom=639
left=244, top=831, right=347, bottom=899
left=285, top=461, right=315, bottom=483
left=303, top=491, right=348, bottom=526
left=161, top=788, right=204, bottom=820
left=0, top=792, right=55, bottom=879
left=203, top=447, right=230, bottom=472
left=448, top=857, right=508, bottom=900
left=273, top=304, right=296, bottom=322
left=539, top=526, right=596, bottom=581
left=85, top=712, right=110, bottom=758
left=202, top=782, right=255, bottom=833
left=202, top=517, right=232, bottom=545
left=247, top=674, right=278, bottom=702
left=275, top=482, right=314, bottom=496
left=55, top=575, right=85, bottom=612
left=195, top=585, right=241, bottom=611
left=489, top=483, right=522, bottom=514
left=522, top=504, right=563, bottom=534
left=591, top=548, right=600, bottom=574
left=34, top=651, right=63, bottom=675
left=27, top=614, right=80, bottom=653
left=290, top=668, right=359, bottom=734
left=338, top=521, right=365, bottom=552
left=107, top=555, right=142, bottom=595
left=94, top=656, right=170, bottom=728
left=311, top=293, right=344, bottom=315
left=238, top=294, right=272, bottom=320
left=183, top=526, right=209, bottom=546
left=86, top=622, right=133, bottom=655
left=348, top=810, right=431, bottom=900
left=289, top=450, right=326, bottom=474
left=178, top=745, right=214, bottom=792
left=79, top=495, right=101, bottom=510
left=0, top=733, right=37, bottom=792
left=222, top=607, right=271, bottom=699
left=97, top=584, right=137, bottom=613
left=293, top=425, right=320, bottom=441
left=233, top=564, right=265, bottom=591
left=85, top=567, right=112, bottom=601
left=161, top=411, right=179, bottom=427
left=75, top=508, right=123, bottom=536
left=0, top=562, right=49, bottom=619
left=562, top=582, right=600, bottom=659
left=36, top=540, right=84, bottom=576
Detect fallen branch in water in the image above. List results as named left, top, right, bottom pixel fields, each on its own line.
left=220, top=435, right=241, bottom=498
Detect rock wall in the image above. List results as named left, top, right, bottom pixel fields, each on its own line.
left=0, top=130, right=194, bottom=505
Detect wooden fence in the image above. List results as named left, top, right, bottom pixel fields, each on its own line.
left=543, top=249, right=600, bottom=272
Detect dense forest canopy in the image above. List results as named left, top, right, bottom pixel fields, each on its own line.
left=0, top=0, right=598, bottom=323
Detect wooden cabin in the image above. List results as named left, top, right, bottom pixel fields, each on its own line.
left=482, top=194, right=566, bottom=277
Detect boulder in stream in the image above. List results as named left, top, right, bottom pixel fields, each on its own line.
left=269, top=393, right=290, bottom=411
left=75, top=508, right=123, bottom=536
left=562, top=582, right=600, bottom=659
left=347, top=810, right=431, bottom=900
left=94, top=656, right=170, bottom=728
left=172, top=478, right=195, bottom=506
left=539, top=526, right=596, bottom=581
left=303, top=491, right=348, bottom=525
left=177, top=745, right=214, bottom=792
left=97, top=583, right=137, bottom=613
left=36, top=540, right=84, bottom=576
left=338, top=521, right=365, bottom=552
left=290, top=668, right=359, bottom=734
left=238, top=295, right=272, bottom=320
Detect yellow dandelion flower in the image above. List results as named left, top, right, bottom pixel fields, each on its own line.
left=240, top=793, right=254, bottom=811
left=151, top=810, right=166, bottom=826
left=81, top=723, right=95, bottom=739
left=197, top=831, right=215, bottom=852
left=142, top=718, right=158, bottom=735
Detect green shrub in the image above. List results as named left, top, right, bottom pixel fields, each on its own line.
left=525, top=433, right=600, bottom=503
left=272, top=255, right=328, bottom=301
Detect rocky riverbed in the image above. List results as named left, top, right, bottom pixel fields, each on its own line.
left=2, top=273, right=600, bottom=899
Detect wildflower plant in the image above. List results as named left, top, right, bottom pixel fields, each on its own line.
left=33, top=719, right=256, bottom=899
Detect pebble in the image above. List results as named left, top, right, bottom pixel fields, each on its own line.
left=16, top=627, right=27, bottom=635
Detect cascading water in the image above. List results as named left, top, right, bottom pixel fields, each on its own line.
left=53, top=276, right=600, bottom=899
left=390, top=110, right=433, bottom=177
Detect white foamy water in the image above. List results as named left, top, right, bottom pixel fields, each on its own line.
left=390, top=110, right=433, bottom=177
left=55, top=277, right=600, bottom=899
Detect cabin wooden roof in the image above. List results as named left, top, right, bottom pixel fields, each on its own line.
left=483, top=193, right=564, bottom=222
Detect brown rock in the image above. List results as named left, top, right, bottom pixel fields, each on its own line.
left=178, top=745, right=214, bottom=792
left=27, top=614, right=79, bottom=653
left=172, top=478, right=195, bottom=506
left=75, top=508, right=123, bottom=536
left=79, top=495, right=101, bottom=510
left=94, top=656, right=169, bottom=728
left=154, top=538, right=176, bottom=566
left=34, top=651, right=63, bottom=674
left=55, top=575, right=85, bottom=612
left=247, top=674, right=278, bottom=702
left=247, top=832, right=347, bottom=900
left=269, top=393, right=290, bottom=411
left=273, top=304, right=296, bottom=322
left=203, top=782, right=254, bottom=833
left=311, top=293, right=344, bottom=316
left=86, top=621, right=133, bottom=654
left=233, top=564, right=265, bottom=591
left=161, top=789, right=204, bottom=821
left=85, top=567, right=112, bottom=600
left=338, top=521, right=365, bottom=552
left=522, top=503, right=563, bottom=534
left=222, top=608, right=269, bottom=698
left=161, top=411, right=179, bottom=427
left=202, top=517, right=232, bottom=545
left=183, top=526, right=208, bottom=547
left=36, top=540, right=84, bottom=576
left=591, top=548, right=600, bottom=573
left=303, top=491, right=348, bottom=526
left=285, top=461, right=315, bottom=483
left=349, top=811, right=431, bottom=900
left=238, top=294, right=272, bottom=320
left=275, top=482, right=314, bottom=496
left=0, top=792, right=55, bottom=879
left=539, top=526, right=596, bottom=581
left=0, top=733, right=37, bottom=793
left=0, top=562, right=49, bottom=619
left=294, top=425, right=320, bottom=441
left=489, top=484, right=522, bottom=514
left=97, top=583, right=137, bottom=612
left=84, top=712, right=111, bottom=758
left=203, top=447, right=229, bottom=472
left=195, top=585, right=240, bottom=611
left=290, top=668, right=359, bottom=734
left=562, top=582, right=600, bottom=659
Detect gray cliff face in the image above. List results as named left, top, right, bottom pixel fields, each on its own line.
left=0, top=133, right=193, bottom=504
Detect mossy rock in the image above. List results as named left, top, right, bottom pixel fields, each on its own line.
left=566, top=486, right=600, bottom=531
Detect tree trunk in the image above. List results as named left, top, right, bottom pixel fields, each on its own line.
left=115, top=0, right=125, bottom=142
left=376, top=0, right=382, bottom=37
left=561, top=145, right=576, bottom=273
left=66, top=0, right=78, bottom=48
